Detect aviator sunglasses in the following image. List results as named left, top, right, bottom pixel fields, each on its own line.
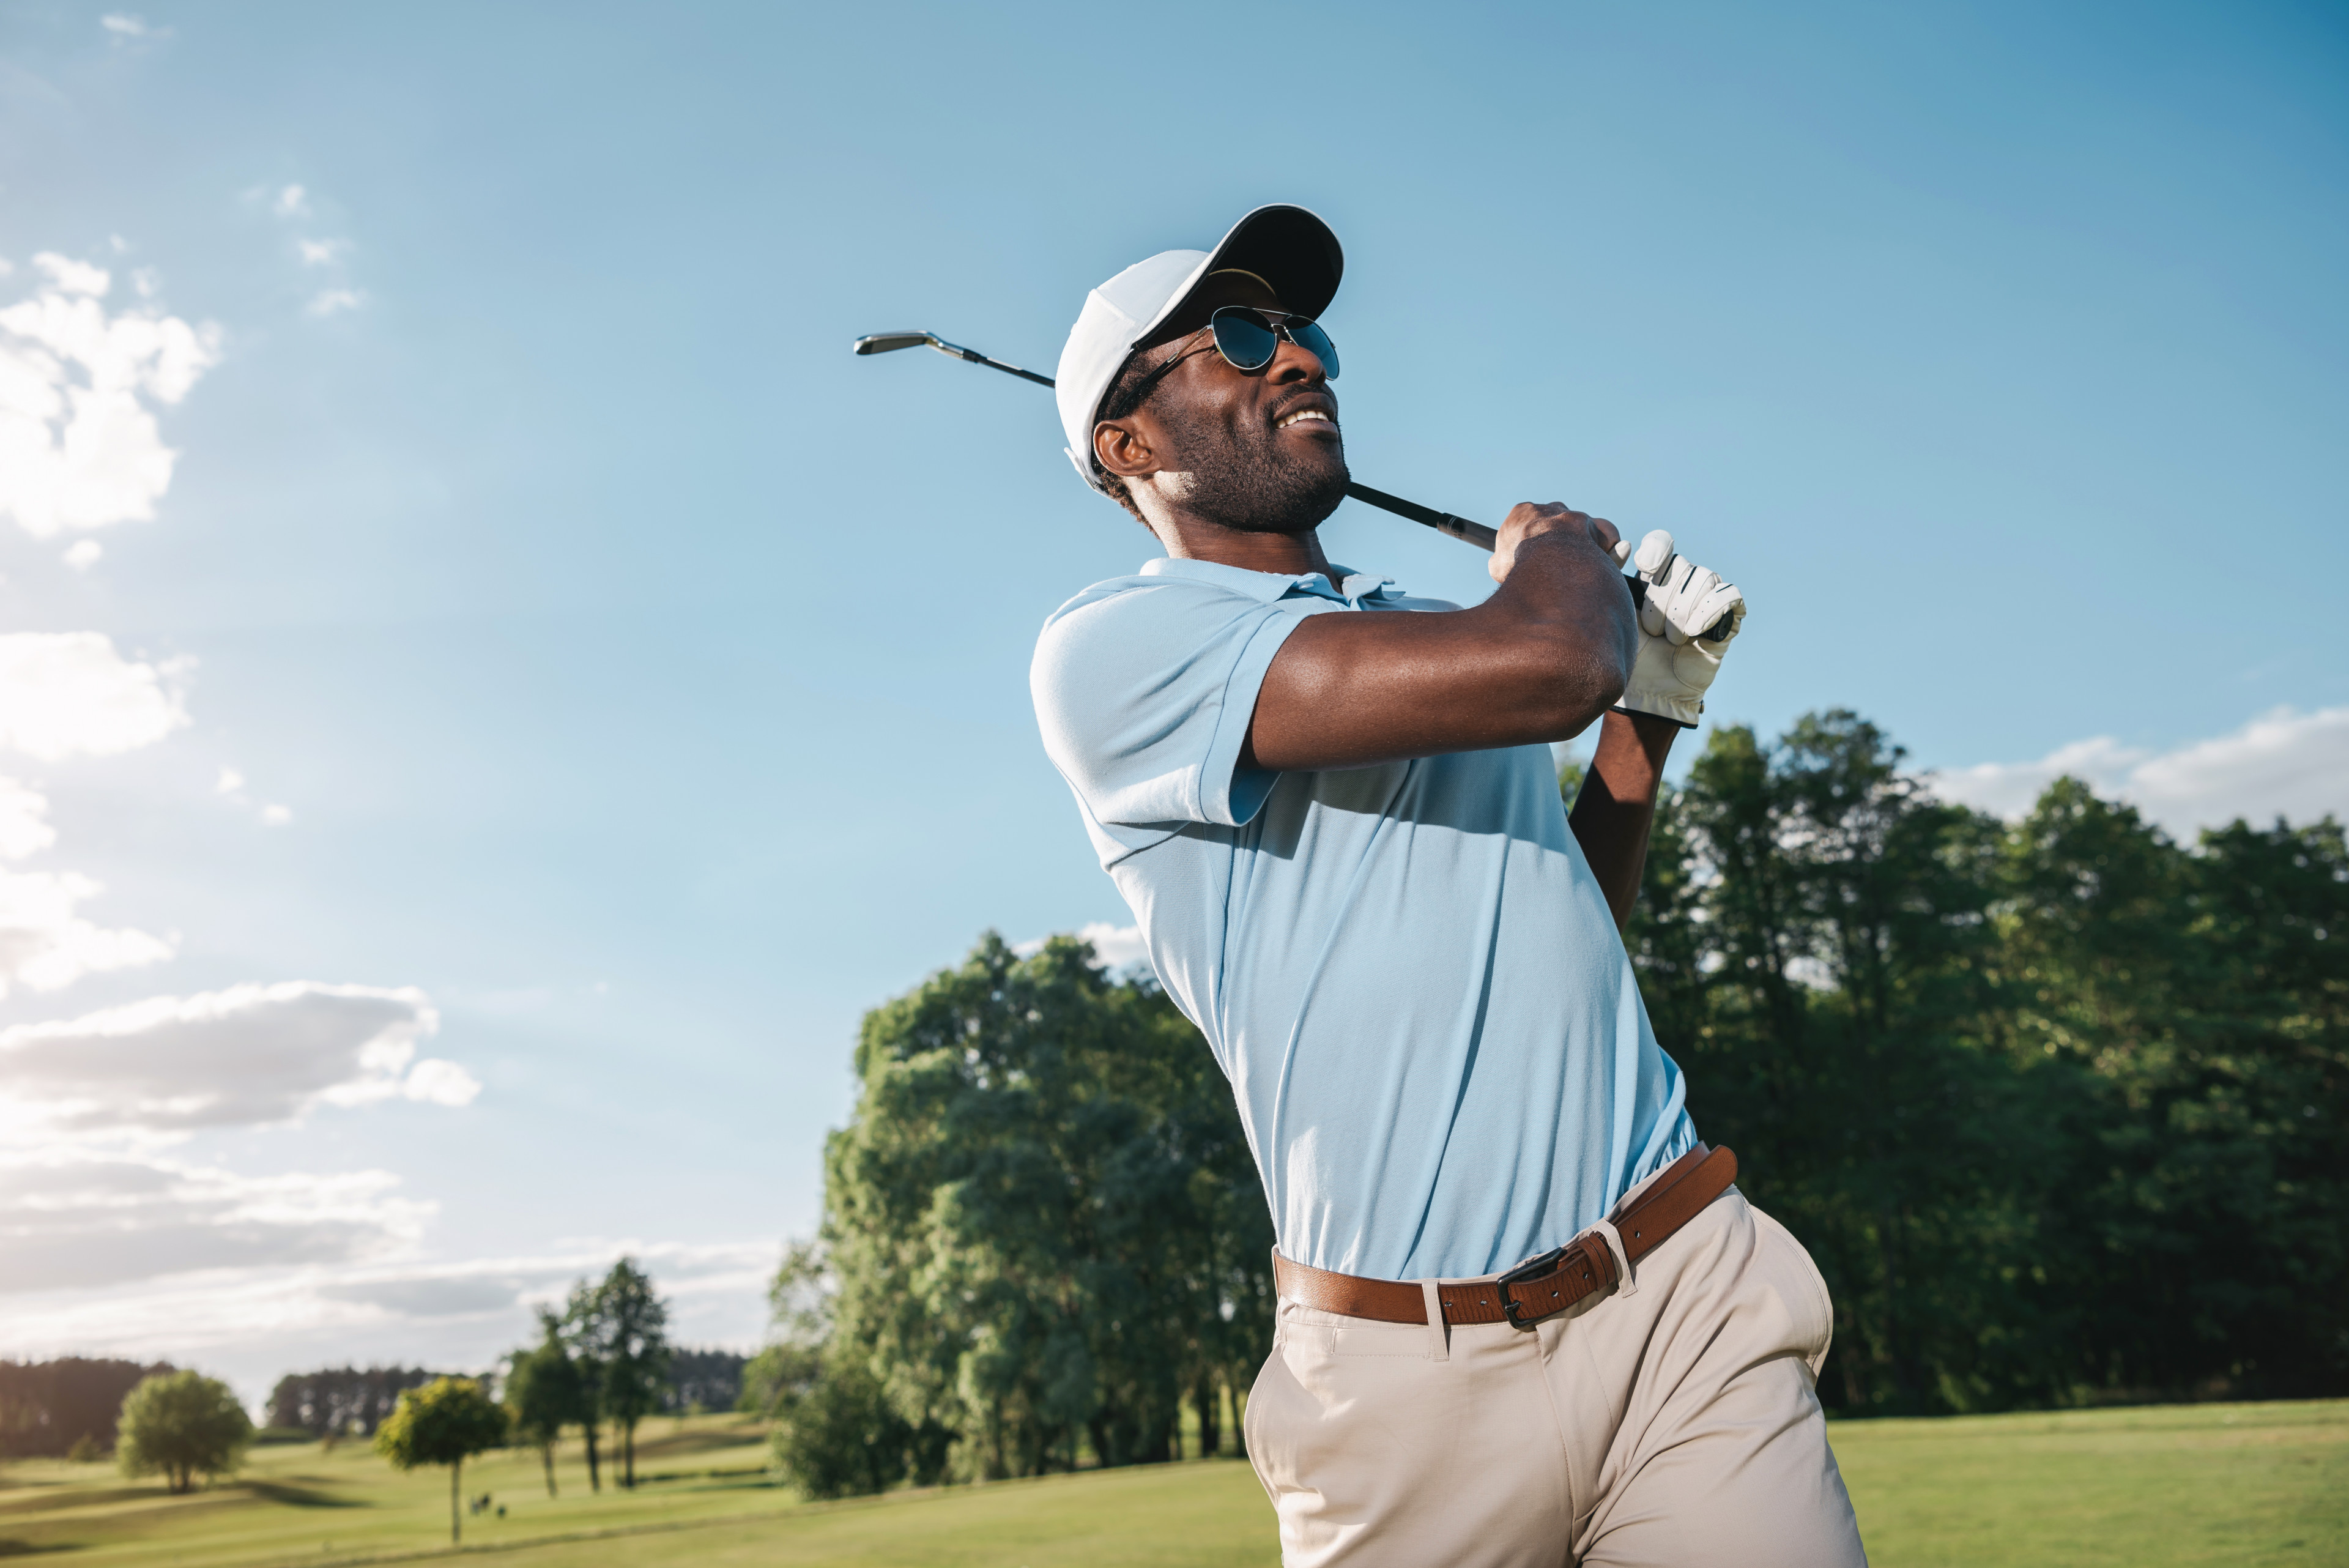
left=1200, top=306, right=1340, bottom=377
left=1124, top=307, right=1341, bottom=409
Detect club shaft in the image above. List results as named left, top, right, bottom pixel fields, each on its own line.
left=1341, top=482, right=1497, bottom=552
left=874, top=334, right=1499, bottom=551
left=930, top=340, right=1055, bottom=387
left=866, top=332, right=1737, bottom=639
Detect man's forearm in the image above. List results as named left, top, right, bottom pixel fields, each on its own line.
left=1569, top=710, right=1679, bottom=931
left=1244, top=522, right=1638, bottom=773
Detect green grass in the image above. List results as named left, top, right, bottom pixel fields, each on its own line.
left=0, top=1400, right=2339, bottom=1566
left=1835, top=1400, right=2349, bottom=1566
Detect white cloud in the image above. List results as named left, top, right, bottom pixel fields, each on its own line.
left=33, top=254, right=108, bottom=298
left=0, top=777, right=56, bottom=860
left=0, top=867, right=175, bottom=996
left=305, top=288, right=363, bottom=318
left=213, top=765, right=294, bottom=827
left=1015, top=921, right=1149, bottom=971
left=296, top=239, right=347, bottom=267
left=399, top=1057, right=478, bottom=1107
left=0, top=1238, right=776, bottom=1391
left=0, top=633, right=190, bottom=759
left=99, top=13, right=152, bottom=38
left=0, top=981, right=471, bottom=1138
left=0, top=255, right=221, bottom=538
left=1932, top=706, right=2349, bottom=838
left=0, top=1151, right=426, bottom=1294
left=61, top=538, right=102, bottom=571
left=274, top=184, right=307, bottom=217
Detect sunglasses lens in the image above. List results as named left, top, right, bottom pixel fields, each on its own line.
left=1290, top=318, right=1340, bottom=378
left=1212, top=309, right=1280, bottom=371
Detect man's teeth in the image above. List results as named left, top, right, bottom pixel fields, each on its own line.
left=1277, top=409, right=1333, bottom=429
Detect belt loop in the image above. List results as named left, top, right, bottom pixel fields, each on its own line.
left=1418, top=1279, right=1450, bottom=1361
left=1587, top=1219, right=1636, bottom=1298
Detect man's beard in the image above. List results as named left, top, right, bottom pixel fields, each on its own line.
left=1157, top=403, right=1349, bottom=535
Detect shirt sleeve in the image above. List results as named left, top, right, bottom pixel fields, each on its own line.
left=1031, top=579, right=1316, bottom=831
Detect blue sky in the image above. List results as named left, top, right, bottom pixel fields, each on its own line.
left=0, top=0, right=2342, bottom=1402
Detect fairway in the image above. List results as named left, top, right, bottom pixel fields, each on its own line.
left=0, top=1401, right=2339, bottom=1566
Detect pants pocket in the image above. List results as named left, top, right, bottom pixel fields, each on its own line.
left=1276, top=1299, right=1435, bottom=1359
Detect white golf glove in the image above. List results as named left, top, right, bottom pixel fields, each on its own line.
left=1608, top=529, right=1745, bottom=729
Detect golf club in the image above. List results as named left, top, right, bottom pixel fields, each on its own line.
left=852, top=331, right=1497, bottom=551
left=852, top=330, right=1737, bottom=641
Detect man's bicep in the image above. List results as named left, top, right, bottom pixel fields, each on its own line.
left=1034, top=588, right=1306, bottom=828
left=1245, top=604, right=1591, bottom=772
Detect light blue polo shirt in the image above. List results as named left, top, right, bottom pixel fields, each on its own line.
left=1030, top=555, right=1696, bottom=1282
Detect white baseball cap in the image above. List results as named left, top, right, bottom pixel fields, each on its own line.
left=1055, top=204, right=1343, bottom=492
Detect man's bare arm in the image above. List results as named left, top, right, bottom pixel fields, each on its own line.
left=1244, top=505, right=1639, bottom=771
left=1570, top=710, right=1679, bottom=932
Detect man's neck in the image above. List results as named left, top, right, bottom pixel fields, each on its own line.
left=1152, top=513, right=1335, bottom=581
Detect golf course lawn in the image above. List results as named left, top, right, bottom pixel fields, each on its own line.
left=0, top=1399, right=2338, bottom=1566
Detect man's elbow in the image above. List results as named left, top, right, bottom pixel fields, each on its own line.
left=1529, top=638, right=1628, bottom=739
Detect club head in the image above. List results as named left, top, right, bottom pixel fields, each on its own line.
left=852, top=332, right=938, bottom=356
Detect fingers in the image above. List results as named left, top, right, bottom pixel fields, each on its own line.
left=1701, top=592, right=1745, bottom=643
left=1650, top=557, right=1744, bottom=645
left=1497, top=503, right=1620, bottom=582
left=1632, top=529, right=1675, bottom=581
left=1499, top=502, right=1592, bottom=546
left=1587, top=514, right=1622, bottom=560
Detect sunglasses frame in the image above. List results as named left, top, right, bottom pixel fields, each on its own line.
left=1116, top=307, right=1340, bottom=418
left=1202, top=306, right=1340, bottom=377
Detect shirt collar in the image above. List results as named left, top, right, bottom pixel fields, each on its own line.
left=1138, top=555, right=1404, bottom=607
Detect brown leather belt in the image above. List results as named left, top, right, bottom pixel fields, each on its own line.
left=1272, top=1144, right=1739, bottom=1329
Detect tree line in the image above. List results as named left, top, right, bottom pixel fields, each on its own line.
left=752, top=707, right=2345, bottom=1496
left=266, top=1366, right=446, bottom=1438
left=1616, top=710, right=2345, bottom=1413
left=0, top=1357, right=173, bottom=1458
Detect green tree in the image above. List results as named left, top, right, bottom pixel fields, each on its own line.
left=570, top=1258, right=670, bottom=1488
left=2001, top=786, right=2349, bottom=1396
left=116, top=1370, right=251, bottom=1494
left=816, top=932, right=1270, bottom=1487
left=505, top=1310, right=589, bottom=1497
left=1628, top=711, right=2349, bottom=1412
left=556, top=1278, right=607, bottom=1492
left=748, top=1239, right=919, bottom=1499
left=742, top=1240, right=831, bottom=1420
left=374, top=1377, right=508, bottom=1544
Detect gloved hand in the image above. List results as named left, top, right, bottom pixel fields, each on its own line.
left=1607, top=530, right=1745, bottom=729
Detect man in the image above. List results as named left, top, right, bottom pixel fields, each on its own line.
left=1030, top=206, right=1866, bottom=1567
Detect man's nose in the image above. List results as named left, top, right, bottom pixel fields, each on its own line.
left=1270, top=338, right=1329, bottom=382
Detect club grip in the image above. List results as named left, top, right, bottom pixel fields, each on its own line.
left=1343, top=481, right=1498, bottom=551
left=1343, top=482, right=1732, bottom=638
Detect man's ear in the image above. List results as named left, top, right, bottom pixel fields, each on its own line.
left=1093, top=417, right=1159, bottom=481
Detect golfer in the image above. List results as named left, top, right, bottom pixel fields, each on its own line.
left=1030, top=206, right=1866, bottom=1567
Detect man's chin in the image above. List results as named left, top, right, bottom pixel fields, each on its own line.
left=1208, top=454, right=1350, bottom=537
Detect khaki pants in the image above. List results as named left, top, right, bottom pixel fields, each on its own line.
left=1244, top=1187, right=1867, bottom=1567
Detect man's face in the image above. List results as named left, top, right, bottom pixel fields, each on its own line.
left=1099, top=273, right=1348, bottom=535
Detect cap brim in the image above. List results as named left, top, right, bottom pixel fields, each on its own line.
left=1134, top=204, right=1344, bottom=347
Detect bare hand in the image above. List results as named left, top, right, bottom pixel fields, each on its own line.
left=1489, top=503, right=1622, bottom=585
